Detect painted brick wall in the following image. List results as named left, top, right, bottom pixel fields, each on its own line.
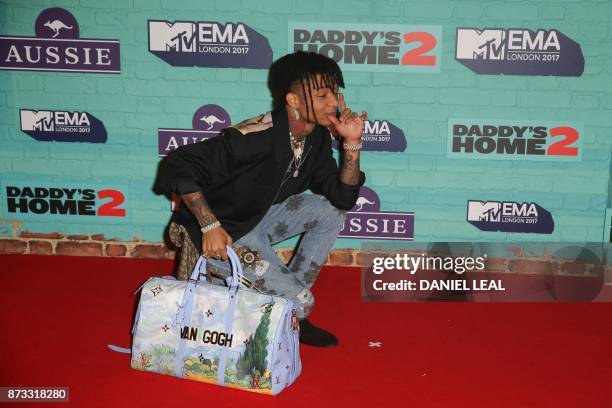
left=0, top=0, right=610, bottom=255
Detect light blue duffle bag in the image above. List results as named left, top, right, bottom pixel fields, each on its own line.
left=130, top=247, right=301, bottom=395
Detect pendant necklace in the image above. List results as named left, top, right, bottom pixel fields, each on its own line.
left=289, top=131, right=305, bottom=178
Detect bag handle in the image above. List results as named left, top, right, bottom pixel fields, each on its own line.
left=173, top=247, right=242, bottom=377
left=189, top=246, right=242, bottom=290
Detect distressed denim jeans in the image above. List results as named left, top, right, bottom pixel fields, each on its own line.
left=206, top=193, right=346, bottom=319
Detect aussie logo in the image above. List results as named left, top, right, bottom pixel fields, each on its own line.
left=289, top=22, right=442, bottom=73
left=148, top=20, right=272, bottom=69
left=158, top=104, right=230, bottom=157
left=0, top=7, right=120, bottom=74
left=1, top=181, right=128, bottom=223
left=467, top=200, right=554, bottom=234
left=455, top=28, right=583, bottom=76
left=20, top=109, right=107, bottom=143
left=332, top=119, right=406, bottom=152
left=340, top=187, right=414, bottom=240
left=447, top=119, right=583, bottom=162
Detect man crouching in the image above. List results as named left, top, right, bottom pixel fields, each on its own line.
left=154, top=51, right=366, bottom=347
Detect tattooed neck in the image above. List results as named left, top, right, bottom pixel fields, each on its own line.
left=287, top=110, right=313, bottom=141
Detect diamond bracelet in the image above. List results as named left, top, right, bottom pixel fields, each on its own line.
left=200, top=221, right=221, bottom=234
left=343, top=142, right=363, bottom=151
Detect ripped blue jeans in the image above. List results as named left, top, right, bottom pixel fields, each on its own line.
left=207, top=193, right=346, bottom=319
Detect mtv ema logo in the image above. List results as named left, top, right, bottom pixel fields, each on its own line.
left=158, top=104, right=231, bottom=156
left=467, top=200, right=554, bottom=234
left=290, top=22, right=442, bottom=73
left=447, top=119, right=583, bottom=162
left=148, top=20, right=272, bottom=69
left=0, top=7, right=120, bottom=74
left=332, top=119, right=406, bottom=152
left=20, top=109, right=107, bottom=143
left=339, top=186, right=414, bottom=240
left=455, top=28, right=583, bottom=76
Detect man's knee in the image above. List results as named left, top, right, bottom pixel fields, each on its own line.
left=308, top=194, right=346, bottom=231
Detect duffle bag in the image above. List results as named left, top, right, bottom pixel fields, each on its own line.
left=130, top=247, right=302, bottom=395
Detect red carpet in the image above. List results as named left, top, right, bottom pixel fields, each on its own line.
left=1, top=254, right=611, bottom=407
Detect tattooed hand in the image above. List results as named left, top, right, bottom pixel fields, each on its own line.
left=181, top=191, right=233, bottom=260
left=326, top=94, right=364, bottom=186
left=327, top=94, right=367, bottom=144
left=202, top=227, right=233, bottom=261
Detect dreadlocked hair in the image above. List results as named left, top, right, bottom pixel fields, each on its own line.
left=267, top=51, right=345, bottom=120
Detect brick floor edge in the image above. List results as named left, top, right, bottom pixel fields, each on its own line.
left=1, top=236, right=610, bottom=284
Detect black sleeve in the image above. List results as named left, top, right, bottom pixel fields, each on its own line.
left=308, top=128, right=366, bottom=210
left=152, top=127, right=261, bottom=196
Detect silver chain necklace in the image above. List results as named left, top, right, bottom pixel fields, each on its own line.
left=289, top=131, right=305, bottom=177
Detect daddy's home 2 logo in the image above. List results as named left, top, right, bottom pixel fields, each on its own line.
left=0, top=7, right=120, bottom=74
left=340, top=187, right=414, bottom=240
left=456, top=28, right=583, bottom=76
left=20, top=109, right=107, bottom=143
left=467, top=200, right=554, bottom=234
left=1, top=181, right=128, bottom=223
left=447, top=119, right=583, bottom=162
left=332, top=119, right=406, bottom=152
left=289, top=22, right=442, bottom=73
left=148, top=19, right=272, bottom=69
left=158, top=104, right=231, bottom=157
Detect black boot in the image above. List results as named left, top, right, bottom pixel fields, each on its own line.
left=299, top=319, right=338, bottom=347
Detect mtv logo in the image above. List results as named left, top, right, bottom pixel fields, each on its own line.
left=456, top=29, right=506, bottom=60
left=149, top=21, right=197, bottom=52
left=20, top=110, right=54, bottom=131
left=467, top=201, right=501, bottom=222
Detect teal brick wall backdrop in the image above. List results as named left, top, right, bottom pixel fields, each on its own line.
left=0, top=0, right=610, bottom=252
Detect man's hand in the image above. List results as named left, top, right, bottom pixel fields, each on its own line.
left=202, top=226, right=233, bottom=261
left=180, top=191, right=233, bottom=260
left=327, top=94, right=365, bottom=186
left=327, top=94, right=367, bottom=143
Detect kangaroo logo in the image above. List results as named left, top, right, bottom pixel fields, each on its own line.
left=43, top=19, right=73, bottom=38
left=354, top=196, right=375, bottom=211
left=340, top=186, right=414, bottom=240
left=200, top=114, right=226, bottom=130
left=159, top=104, right=231, bottom=157
left=4, top=7, right=121, bottom=74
